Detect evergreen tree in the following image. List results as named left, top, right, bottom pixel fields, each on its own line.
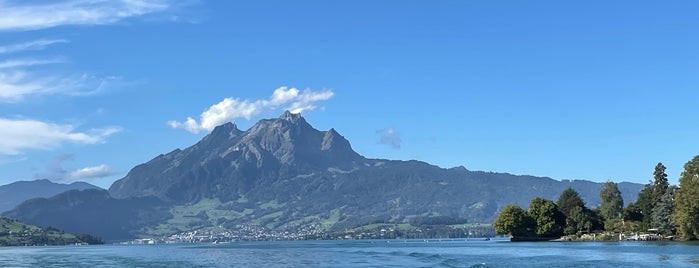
left=635, top=183, right=654, bottom=231
left=652, top=186, right=677, bottom=236
left=494, top=204, right=535, bottom=237
left=599, top=181, right=624, bottom=220
left=529, top=197, right=565, bottom=237
left=652, top=162, right=669, bottom=206
left=622, top=202, right=643, bottom=222
left=557, top=187, right=585, bottom=216
left=673, top=155, right=699, bottom=240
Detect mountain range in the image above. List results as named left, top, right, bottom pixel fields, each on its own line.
left=0, top=179, right=100, bottom=213
left=3, top=111, right=644, bottom=241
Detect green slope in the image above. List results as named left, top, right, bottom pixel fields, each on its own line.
left=0, top=217, right=103, bottom=246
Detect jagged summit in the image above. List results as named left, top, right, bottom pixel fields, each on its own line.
left=279, top=110, right=303, bottom=122
left=212, top=122, right=239, bottom=133
left=109, top=112, right=363, bottom=201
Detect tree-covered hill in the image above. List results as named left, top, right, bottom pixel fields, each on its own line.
left=0, top=217, right=103, bottom=246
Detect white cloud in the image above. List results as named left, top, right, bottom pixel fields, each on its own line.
left=0, top=39, right=68, bottom=54
left=33, top=154, right=115, bottom=183
left=169, top=87, right=334, bottom=134
left=0, top=58, right=66, bottom=69
left=287, top=89, right=335, bottom=113
left=0, top=118, right=121, bottom=155
left=377, top=127, right=402, bottom=149
left=69, top=164, right=115, bottom=181
left=0, top=38, right=118, bottom=102
left=0, top=0, right=171, bottom=31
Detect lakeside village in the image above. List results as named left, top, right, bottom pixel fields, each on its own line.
left=123, top=221, right=668, bottom=245
left=128, top=158, right=699, bottom=245
left=123, top=223, right=497, bottom=244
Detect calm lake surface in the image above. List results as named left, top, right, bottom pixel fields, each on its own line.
left=1, top=239, right=698, bottom=267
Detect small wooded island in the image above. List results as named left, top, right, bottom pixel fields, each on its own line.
left=494, top=156, right=699, bottom=241
left=0, top=217, right=103, bottom=246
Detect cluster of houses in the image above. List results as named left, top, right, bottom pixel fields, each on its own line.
left=124, top=223, right=328, bottom=244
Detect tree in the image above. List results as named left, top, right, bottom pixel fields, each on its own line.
left=493, top=205, right=534, bottom=237
left=529, top=197, right=565, bottom=237
left=565, top=206, right=593, bottom=235
left=622, top=202, right=643, bottom=222
left=673, top=155, right=699, bottom=240
left=599, top=181, right=624, bottom=221
left=652, top=186, right=677, bottom=236
left=652, top=162, right=670, bottom=206
left=557, top=187, right=585, bottom=217
left=635, top=183, right=654, bottom=231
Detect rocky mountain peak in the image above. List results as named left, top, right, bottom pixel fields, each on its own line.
left=211, top=122, right=240, bottom=135
left=279, top=110, right=303, bottom=122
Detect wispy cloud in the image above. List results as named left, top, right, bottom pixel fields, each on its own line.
left=0, top=39, right=68, bottom=54
left=377, top=127, right=402, bottom=149
left=169, top=87, right=334, bottom=134
left=34, top=154, right=115, bottom=183
left=0, top=0, right=171, bottom=31
left=0, top=58, right=66, bottom=69
left=0, top=118, right=121, bottom=155
left=0, top=38, right=116, bottom=103
left=0, top=71, right=118, bottom=103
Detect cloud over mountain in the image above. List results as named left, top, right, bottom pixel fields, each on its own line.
left=33, top=154, right=116, bottom=183
left=168, top=87, right=334, bottom=134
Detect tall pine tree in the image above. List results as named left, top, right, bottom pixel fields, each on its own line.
left=652, top=162, right=669, bottom=207
left=652, top=186, right=677, bottom=236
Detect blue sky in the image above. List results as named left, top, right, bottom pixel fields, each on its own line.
left=0, top=0, right=697, bottom=189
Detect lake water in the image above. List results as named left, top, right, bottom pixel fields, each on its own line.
left=1, top=239, right=698, bottom=267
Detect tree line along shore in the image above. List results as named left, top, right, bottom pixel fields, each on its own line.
left=494, top=155, right=699, bottom=241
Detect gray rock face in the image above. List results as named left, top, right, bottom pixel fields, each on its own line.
left=108, top=111, right=362, bottom=202
left=108, top=111, right=643, bottom=223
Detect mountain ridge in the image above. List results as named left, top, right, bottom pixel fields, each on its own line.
left=0, top=179, right=101, bottom=213
left=4, top=111, right=644, bottom=241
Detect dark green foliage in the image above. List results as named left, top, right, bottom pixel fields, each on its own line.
left=603, top=219, right=623, bottom=233
left=622, top=202, right=643, bottom=221
left=0, top=217, right=103, bottom=246
left=652, top=186, right=677, bottom=235
left=75, top=233, right=104, bottom=245
left=673, top=155, right=699, bottom=240
left=528, top=198, right=565, bottom=237
left=635, top=184, right=654, bottom=231
left=2, top=189, right=170, bottom=241
left=493, top=205, right=534, bottom=237
left=557, top=187, right=585, bottom=217
left=652, top=162, right=669, bottom=206
left=565, top=206, right=593, bottom=235
left=554, top=187, right=605, bottom=235
left=599, top=181, right=624, bottom=220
